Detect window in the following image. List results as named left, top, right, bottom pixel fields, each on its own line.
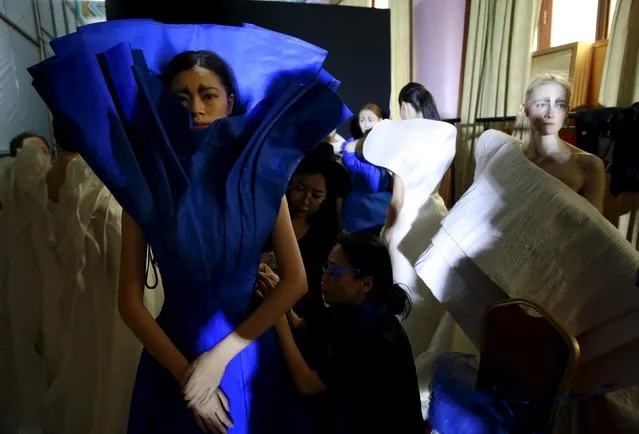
left=608, top=0, right=618, bottom=35
left=551, top=0, right=598, bottom=47
left=535, top=0, right=617, bottom=51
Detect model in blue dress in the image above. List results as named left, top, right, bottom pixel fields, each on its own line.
left=28, top=20, right=351, bottom=433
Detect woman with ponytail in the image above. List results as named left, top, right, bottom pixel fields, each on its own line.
left=257, top=232, right=424, bottom=434
left=398, top=82, right=441, bottom=121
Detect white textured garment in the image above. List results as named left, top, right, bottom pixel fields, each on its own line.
left=0, top=146, right=50, bottom=434
left=363, top=119, right=477, bottom=416
left=416, top=129, right=639, bottom=392
left=0, top=145, right=164, bottom=434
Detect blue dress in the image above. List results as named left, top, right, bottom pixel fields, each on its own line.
left=28, top=20, right=351, bottom=433
left=340, top=140, right=392, bottom=234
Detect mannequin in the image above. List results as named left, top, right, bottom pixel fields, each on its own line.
left=514, top=73, right=605, bottom=213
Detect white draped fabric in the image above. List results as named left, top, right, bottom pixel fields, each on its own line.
left=417, top=130, right=639, bottom=394
left=363, top=119, right=477, bottom=417
left=0, top=145, right=163, bottom=434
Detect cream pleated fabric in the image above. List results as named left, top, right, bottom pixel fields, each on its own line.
left=416, top=130, right=639, bottom=393
left=0, top=145, right=164, bottom=434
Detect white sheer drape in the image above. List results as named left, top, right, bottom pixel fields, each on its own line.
left=389, top=0, right=412, bottom=119
left=455, top=0, right=540, bottom=197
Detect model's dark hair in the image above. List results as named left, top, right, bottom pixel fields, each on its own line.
left=288, top=149, right=343, bottom=237
left=9, top=132, right=49, bottom=157
left=52, top=117, right=78, bottom=153
left=398, top=82, right=440, bottom=120
left=337, top=232, right=411, bottom=318
left=163, top=50, right=237, bottom=104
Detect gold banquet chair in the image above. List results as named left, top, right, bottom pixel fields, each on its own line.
left=476, top=299, right=580, bottom=432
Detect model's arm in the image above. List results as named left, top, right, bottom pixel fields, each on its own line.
left=341, top=142, right=390, bottom=193
left=582, top=155, right=605, bottom=214
left=212, top=196, right=308, bottom=358
left=385, top=173, right=404, bottom=229
left=381, top=174, right=404, bottom=244
left=118, top=211, right=190, bottom=384
left=185, top=195, right=308, bottom=406
left=274, top=316, right=327, bottom=395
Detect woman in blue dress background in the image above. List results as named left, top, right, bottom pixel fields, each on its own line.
left=29, top=20, right=350, bottom=433
left=340, top=103, right=392, bottom=236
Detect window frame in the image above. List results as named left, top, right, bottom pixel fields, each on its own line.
left=536, top=0, right=612, bottom=51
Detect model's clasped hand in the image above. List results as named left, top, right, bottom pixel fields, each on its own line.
left=183, top=348, right=234, bottom=433
left=180, top=263, right=281, bottom=433
left=190, top=389, right=233, bottom=434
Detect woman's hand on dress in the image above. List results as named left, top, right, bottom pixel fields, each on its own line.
left=256, top=263, right=280, bottom=299
left=191, top=389, right=233, bottom=433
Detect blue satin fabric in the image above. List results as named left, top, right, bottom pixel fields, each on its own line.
left=340, top=143, right=391, bottom=234
left=429, top=353, right=619, bottom=434
left=28, top=19, right=351, bottom=433
left=428, top=353, right=556, bottom=434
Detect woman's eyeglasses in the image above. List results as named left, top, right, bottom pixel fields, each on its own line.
left=323, top=264, right=360, bottom=278
left=291, top=183, right=326, bottom=203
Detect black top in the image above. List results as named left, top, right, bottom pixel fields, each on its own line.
left=295, top=306, right=424, bottom=434
left=294, top=222, right=337, bottom=317
left=262, top=222, right=337, bottom=318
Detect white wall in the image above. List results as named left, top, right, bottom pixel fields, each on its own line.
left=0, top=0, right=81, bottom=154
left=412, top=0, right=467, bottom=119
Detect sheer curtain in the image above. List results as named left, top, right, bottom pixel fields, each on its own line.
left=599, top=0, right=639, bottom=249
left=389, top=0, right=412, bottom=119
left=600, top=0, right=639, bottom=107
left=455, top=0, right=540, bottom=197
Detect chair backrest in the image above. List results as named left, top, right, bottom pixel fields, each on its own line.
left=477, top=299, right=580, bottom=431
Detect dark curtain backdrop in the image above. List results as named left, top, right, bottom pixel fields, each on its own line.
left=106, top=0, right=390, bottom=138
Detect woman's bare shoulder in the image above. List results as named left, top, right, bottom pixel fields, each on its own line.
left=571, top=149, right=604, bottom=177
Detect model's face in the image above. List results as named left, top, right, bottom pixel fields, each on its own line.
left=170, top=66, right=234, bottom=129
left=19, top=136, right=50, bottom=157
left=288, top=173, right=327, bottom=218
left=358, top=109, right=380, bottom=134
left=321, top=244, right=369, bottom=305
left=399, top=102, right=420, bottom=120
left=524, top=82, right=569, bottom=136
